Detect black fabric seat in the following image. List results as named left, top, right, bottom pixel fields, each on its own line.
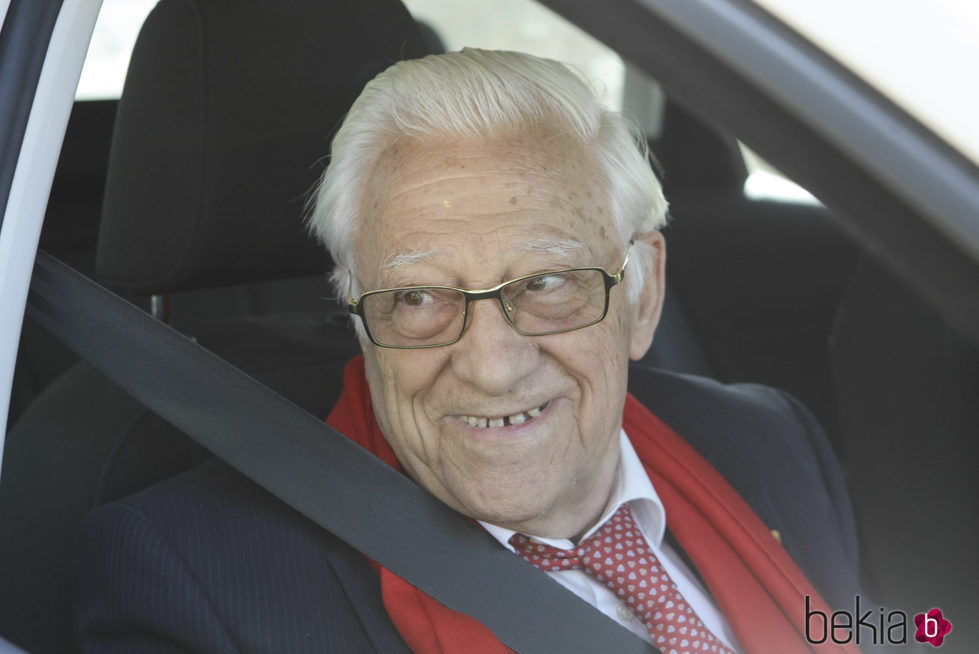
left=0, top=1, right=428, bottom=651
left=830, top=256, right=979, bottom=652
left=8, top=100, right=117, bottom=429
left=651, top=99, right=862, bottom=442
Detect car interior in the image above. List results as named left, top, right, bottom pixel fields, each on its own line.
left=1, top=0, right=976, bottom=652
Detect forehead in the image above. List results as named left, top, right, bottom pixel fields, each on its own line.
left=357, top=130, right=618, bottom=282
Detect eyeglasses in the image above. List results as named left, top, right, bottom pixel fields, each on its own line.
left=348, top=241, right=633, bottom=349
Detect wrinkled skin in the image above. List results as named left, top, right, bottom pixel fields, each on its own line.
left=355, top=130, right=665, bottom=539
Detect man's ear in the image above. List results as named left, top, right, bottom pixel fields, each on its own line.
left=628, top=231, right=666, bottom=361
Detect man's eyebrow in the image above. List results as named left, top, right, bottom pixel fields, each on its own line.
left=517, top=238, right=586, bottom=266
left=380, top=239, right=585, bottom=273
left=380, top=248, right=438, bottom=272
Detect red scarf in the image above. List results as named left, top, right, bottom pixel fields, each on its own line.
left=326, top=356, right=860, bottom=653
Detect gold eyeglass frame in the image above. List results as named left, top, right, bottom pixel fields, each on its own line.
left=348, top=240, right=634, bottom=349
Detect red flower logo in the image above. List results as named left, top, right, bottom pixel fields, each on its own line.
left=914, top=608, right=952, bottom=647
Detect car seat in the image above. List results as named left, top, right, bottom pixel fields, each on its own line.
left=0, top=0, right=429, bottom=651
left=830, top=256, right=979, bottom=653
left=653, top=97, right=862, bottom=443
left=8, top=100, right=117, bottom=429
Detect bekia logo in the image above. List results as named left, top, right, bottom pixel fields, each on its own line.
left=914, top=608, right=953, bottom=647
left=805, top=596, right=953, bottom=648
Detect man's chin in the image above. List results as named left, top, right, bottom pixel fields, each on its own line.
left=447, top=482, right=554, bottom=528
left=454, top=477, right=593, bottom=534
left=473, top=506, right=552, bottom=533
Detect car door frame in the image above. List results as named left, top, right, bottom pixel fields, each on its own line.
left=0, top=0, right=102, bottom=457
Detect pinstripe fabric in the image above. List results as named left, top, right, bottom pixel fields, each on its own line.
left=74, top=365, right=861, bottom=651
left=74, top=459, right=410, bottom=653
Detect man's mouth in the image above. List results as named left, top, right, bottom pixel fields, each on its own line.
left=458, top=401, right=550, bottom=428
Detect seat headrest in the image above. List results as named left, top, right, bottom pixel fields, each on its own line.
left=650, top=99, right=746, bottom=196
left=96, top=0, right=429, bottom=294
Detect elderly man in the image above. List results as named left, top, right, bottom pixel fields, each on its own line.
left=77, top=50, right=862, bottom=654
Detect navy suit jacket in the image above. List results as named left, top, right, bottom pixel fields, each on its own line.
left=74, top=365, right=862, bottom=653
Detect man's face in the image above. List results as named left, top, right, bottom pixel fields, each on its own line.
left=354, top=130, right=664, bottom=538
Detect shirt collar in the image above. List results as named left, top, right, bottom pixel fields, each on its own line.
left=480, top=429, right=666, bottom=552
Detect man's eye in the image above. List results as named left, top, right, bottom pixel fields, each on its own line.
left=525, top=275, right=564, bottom=292
left=397, top=290, right=431, bottom=306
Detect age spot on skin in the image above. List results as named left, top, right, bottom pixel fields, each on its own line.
left=509, top=195, right=518, bottom=205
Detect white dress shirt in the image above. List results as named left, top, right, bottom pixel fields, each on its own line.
left=480, top=429, right=741, bottom=651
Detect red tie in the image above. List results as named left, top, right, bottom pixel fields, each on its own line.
left=510, top=504, right=737, bottom=654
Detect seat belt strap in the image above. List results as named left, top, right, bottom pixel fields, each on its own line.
left=27, top=251, right=656, bottom=654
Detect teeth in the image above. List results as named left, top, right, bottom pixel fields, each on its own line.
left=461, top=403, right=547, bottom=428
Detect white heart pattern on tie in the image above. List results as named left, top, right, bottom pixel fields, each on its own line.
left=510, top=505, right=736, bottom=654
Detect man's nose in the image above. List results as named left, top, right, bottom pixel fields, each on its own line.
left=449, top=296, right=540, bottom=396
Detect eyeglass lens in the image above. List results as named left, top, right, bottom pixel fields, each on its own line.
left=361, top=269, right=608, bottom=347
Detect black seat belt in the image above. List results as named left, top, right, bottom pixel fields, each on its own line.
left=27, top=251, right=656, bottom=654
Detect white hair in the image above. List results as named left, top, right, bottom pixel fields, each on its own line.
left=307, top=48, right=668, bottom=308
